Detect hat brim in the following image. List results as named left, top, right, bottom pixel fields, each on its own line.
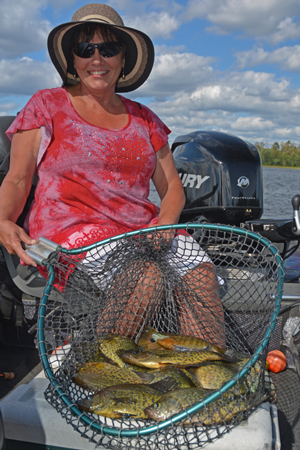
left=48, top=21, right=154, bottom=93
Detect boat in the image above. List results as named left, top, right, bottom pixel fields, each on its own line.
left=0, top=121, right=299, bottom=449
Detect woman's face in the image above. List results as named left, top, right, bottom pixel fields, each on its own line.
left=73, top=31, right=125, bottom=97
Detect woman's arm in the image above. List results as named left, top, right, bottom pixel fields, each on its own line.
left=152, top=143, right=185, bottom=225
left=0, top=128, right=41, bottom=266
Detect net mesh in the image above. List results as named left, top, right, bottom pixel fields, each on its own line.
left=37, top=224, right=283, bottom=449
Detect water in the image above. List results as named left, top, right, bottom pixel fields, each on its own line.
left=261, top=167, right=299, bottom=219
left=149, top=167, right=300, bottom=220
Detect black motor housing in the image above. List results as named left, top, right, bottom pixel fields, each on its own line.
left=171, top=131, right=263, bottom=225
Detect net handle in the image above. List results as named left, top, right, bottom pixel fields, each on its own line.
left=37, top=223, right=284, bottom=438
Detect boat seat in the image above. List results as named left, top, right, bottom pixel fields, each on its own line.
left=2, top=248, right=46, bottom=298
left=0, top=115, right=46, bottom=299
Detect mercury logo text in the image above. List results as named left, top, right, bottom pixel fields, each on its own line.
left=178, top=173, right=210, bottom=189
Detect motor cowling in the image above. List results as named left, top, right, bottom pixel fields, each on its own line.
left=171, top=131, right=263, bottom=226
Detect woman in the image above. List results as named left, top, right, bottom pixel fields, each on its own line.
left=1, top=4, right=184, bottom=264
left=0, top=4, right=224, bottom=342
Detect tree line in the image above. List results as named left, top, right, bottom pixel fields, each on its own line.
left=255, top=141, right=300, bottom=167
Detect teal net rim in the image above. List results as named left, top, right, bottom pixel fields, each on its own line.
left=37, top=223, right=284, bottom=438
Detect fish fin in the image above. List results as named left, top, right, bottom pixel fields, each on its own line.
left=150, top=377, right=178, bottom=393
left=221, top=354, right=241, bottom=363
left=181, top=369, right=199, bottom=387
left=138, top=372, right=155, bottom=383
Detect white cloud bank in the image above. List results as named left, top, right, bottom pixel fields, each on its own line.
left=0, top=57, right=60, bottom=97
left=235, top=45, right=300, bottom=72
left=1, top=0, right=300, bottom=145
left=183, top=0, right=300, bottom=44
left=0, top=0, right=51, bottom=58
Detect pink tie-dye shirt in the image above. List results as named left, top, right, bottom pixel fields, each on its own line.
left=6, top=87, right=171, bottom=248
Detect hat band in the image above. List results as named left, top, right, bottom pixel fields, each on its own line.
left=77, top=14, right=121, bottom=25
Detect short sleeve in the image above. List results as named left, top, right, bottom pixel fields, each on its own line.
left=5, top=90, right=53, bottom=166
left=147, top=107, right=171, bottom=152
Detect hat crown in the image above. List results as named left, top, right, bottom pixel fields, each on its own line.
left=71, top=3, right=124, bottom=26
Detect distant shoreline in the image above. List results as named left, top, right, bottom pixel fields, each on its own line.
left=262, top=165, right=300, bottom=169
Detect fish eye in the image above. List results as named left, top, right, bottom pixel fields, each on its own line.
left=153, top=402, right=160, bottom=408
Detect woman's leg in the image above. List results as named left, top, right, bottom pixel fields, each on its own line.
left=104, top=261, right=163, bottom=340
left=176, top=262, right=225, bottom=346
left=165, top=234, right=225, bottom=346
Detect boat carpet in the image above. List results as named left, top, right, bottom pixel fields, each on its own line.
left=0, top=344, right=41, bottom=401
left=272, top=369, right=300, bottom=450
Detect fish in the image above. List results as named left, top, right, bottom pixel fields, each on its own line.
left=151, top=332, right=236, bottom=360
left=186, top=397, right=253, bottom=427
left=209, top=356, right=262, bottom=394
left=97, top=333, right=139, bottom=368
left=121, top=349, right=236, bottom=369
left=144, top=387, right=266, bottom=426
left=144, top=387, right=212, bottom=422
left=188, top=363, right=238, bottom=390
left=139, top=367, right=197, bottom=389
left=72, top=362, right=144, bottom=391
left=137, top=327, right=162, bottom=351
left=78, top=383, right=163, bottom=419
left=88, top=349, right=109, bottom=363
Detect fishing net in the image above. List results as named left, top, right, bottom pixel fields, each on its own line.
left=37, top=223, right=284, bottom=450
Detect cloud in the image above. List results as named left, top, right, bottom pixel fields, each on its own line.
left=183, top=0, right=300, bottom=43
left=194, top=71, right=296, bottom=116
left=120, top=43, right=300, bottom=143
left=0, top=57, right=60, bottom=97
left=0, top=0, right=52, bottom=58
left=230, top=116, right=274, bottom=131
left=268, top=17, right=300, bottom=45
left=130, top=46, right=215, bottom=100
left=125, top=11, right=180, bottom=39
left=133, top=60, right=300, bottom=144
left=47, top=0, right=76, bottom=8
left=0, top=102, right=20, bottom=116
left=235, top=45, right=300, bottom=72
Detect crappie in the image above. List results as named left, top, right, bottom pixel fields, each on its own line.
left=78, top=384, right=163, bottom=419
left=121, top=349, right=234, bottom=369
left=98, top=333, right=139, bottom=368
left=73, top=362, right=144, bottom=391
left=152, top=332, right=236, bottom=360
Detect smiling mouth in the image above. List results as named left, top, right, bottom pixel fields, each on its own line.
left=88, top=70, right=109, bottom=75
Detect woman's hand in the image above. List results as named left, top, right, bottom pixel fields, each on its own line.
left=0, top=219, right=38, bottom=266
left=146, top=222, right=175, bottom=251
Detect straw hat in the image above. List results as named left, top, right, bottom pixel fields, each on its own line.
left=47, top=3, right=154, bottom=92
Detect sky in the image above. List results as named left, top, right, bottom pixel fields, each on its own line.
left=1, top=0, right=300, bottom=147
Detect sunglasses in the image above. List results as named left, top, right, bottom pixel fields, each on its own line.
left=74, top=42, right=121, bottom=59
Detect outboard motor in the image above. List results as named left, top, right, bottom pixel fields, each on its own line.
left=171, top=131, right=263, bottom=225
